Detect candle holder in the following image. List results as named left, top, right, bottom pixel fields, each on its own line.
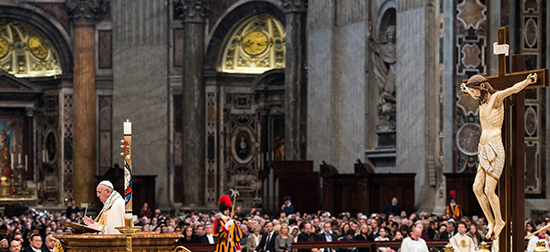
left=115, top=226, right=141, bottom=252
left=11, top=164, right=28, bottom=196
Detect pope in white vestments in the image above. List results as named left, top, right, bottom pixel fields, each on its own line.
left=449, top=222, right=475, bottom=252
left=83, top=180, right=125, bottom=234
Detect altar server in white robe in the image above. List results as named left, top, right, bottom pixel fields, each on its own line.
left=83, top=180, right=125, bottom=234
left=527, top=224, right=550, bottom=252
left=400, top=225, right=429, bottom=252
left=449, top=222, right=475, bottom=252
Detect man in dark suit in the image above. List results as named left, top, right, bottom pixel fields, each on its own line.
left=297, top=223, right=316, bottom=252
left=320, top=223, right=338, bottom=252
left=22, top=234, right=46, bottom=252
left=255, top=222, right=277, bottom=252
left=440, top=222, right=456, bottom=239
left=199, top=223, right=218, bottom=244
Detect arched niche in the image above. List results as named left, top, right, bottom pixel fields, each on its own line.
left=375, top=1, right=396, bottom=43
left=0, top=3, right=72, bottom=74
left=205, top=0, right=285, bottom=71
left=218, top=14, right=286, bottom=74
left=0, top=20, right=63, bottom=77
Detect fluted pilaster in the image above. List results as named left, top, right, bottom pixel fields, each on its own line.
left=175, top=0, right=210, bottom=207
left=283, top=0, right=308, bottom=160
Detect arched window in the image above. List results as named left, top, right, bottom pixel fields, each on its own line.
left=0, top=19, right=62, bottom=77
left=219, top=14, right=285, bottom=74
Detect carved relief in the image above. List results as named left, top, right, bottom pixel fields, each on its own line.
left=282, top=0, right=308, bottom=13
left=66, top=0, right=109, bottom=24
left=174, top=0, right=210, bottom=23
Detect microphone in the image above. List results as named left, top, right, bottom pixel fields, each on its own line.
left=84, top=202, right=93, bottom=218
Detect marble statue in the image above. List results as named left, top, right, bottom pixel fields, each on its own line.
left=370, top=25, right=396, bottom=131
left=460, top=73, right=538, bottom=240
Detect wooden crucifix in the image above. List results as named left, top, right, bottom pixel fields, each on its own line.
left=461, top=26, right=548, bottom=252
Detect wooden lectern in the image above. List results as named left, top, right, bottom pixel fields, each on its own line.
left=54, top=233, right=183, bottom=252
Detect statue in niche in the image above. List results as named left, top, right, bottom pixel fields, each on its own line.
left=370, top=25, right=396, bottom=132
left=461, top=73, right=538, bottom=240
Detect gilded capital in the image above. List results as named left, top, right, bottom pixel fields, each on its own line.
left=66, top=0, right=109, bottom=24
left=282, top=0, right=308, bottom=13
left=174, top=0, right=210, bottom=23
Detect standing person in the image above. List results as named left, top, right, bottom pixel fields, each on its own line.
left=449, top=222, right=475, bottom=252
left=399, top=226, right=428, bottom=252
left=274, top=224, right=293, bottom=252
left=461, top=73, right=538, bottom=240
left=139, top=203, right=153, bottom=219
left=445, top=192, right=462, bottom=220
left=380, top=198, right=403, bottom=216
left=527, top=224, right=550, bottom=252
left=82, top=181, right=125, bottom=234
left=281, top=197, right=294, bottom=217
left=213, top=195, right=242, bottom=252
left=65, top=200, right=80, bottom=220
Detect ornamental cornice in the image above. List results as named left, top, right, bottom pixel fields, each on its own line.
left=66, top=0, right=109, bottom=24
left=174, top=0, right=210, bottom=23
left=282, top=0, right=308, bottom=13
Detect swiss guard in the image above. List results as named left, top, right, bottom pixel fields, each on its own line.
left=213, top=195, right=243, bottom=252
left=445, top=190, right=463, bottom=220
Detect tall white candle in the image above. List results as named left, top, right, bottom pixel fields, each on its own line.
left=25, top=155, right=27, bottom=171
left=11, top=153, right=13, bottom=169
left=18, top=153, right=21, bottom=164
left=124, top=120, right=132, bottom=134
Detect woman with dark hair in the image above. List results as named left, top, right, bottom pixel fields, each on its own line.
left=466, top=223, right=485, bottom=250
left=398, top=225, right=410, bottom=239
left=176, top=226, right=200, bottom=244
left=374, top=227, right=394, bottom=252
left=525, top=221, right=536, bottom=237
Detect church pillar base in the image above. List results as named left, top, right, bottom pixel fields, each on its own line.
left=366, top=131, right=396, bottom=169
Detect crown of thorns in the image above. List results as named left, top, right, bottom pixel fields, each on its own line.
left=466, top=79, right=489, bottom=87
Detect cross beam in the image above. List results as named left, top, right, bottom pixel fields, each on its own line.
left=461, top=26, right=548, bottom=252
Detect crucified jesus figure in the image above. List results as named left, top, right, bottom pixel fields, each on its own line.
left=460, top=72, right=538, bottom=240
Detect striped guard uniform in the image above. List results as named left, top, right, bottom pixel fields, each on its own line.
left=213, top=216, right=243, bottom=252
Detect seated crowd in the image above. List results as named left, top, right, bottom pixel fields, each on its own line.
left=0, top=203, right=545, bottom=252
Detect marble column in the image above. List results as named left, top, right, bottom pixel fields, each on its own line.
left=283, top=0, right=308, bottom=160
left=67, top=0, right=107, bottom=205
left=177, top=0, right=209, bottom=207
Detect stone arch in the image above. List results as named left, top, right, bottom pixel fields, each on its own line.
left=205, top=0, right=285, bottom=71
left=375, top=0, right=396, bottom=43
left=0, top=3, right=73, bottom=74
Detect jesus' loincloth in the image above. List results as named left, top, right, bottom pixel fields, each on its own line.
left=478, top=137, right=504, bottom=180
